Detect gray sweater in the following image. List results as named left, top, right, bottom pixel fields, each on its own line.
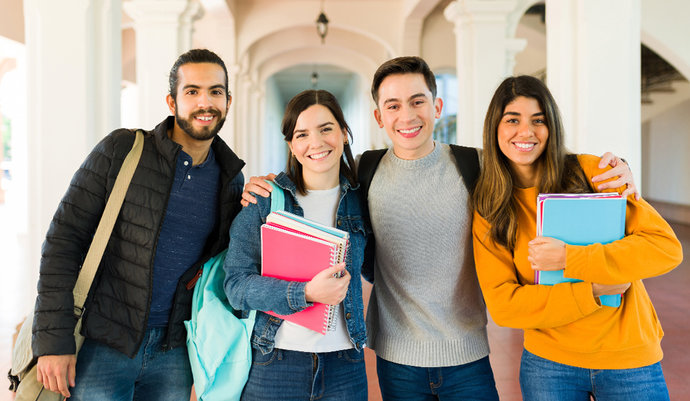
left=365, top=143, right=490, bottom=367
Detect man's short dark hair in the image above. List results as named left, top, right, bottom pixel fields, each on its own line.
left=168, top=49, right=229, bottom=99
left=371, top=56, right=437, bottom=106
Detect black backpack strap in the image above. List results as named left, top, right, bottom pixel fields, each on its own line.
left=356, top=149, right=387, bottom=284
left=448, top=144, right=481, bottom=194
left=357, top=149, right=388, bottom=202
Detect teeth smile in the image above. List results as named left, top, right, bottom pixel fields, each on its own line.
left=514, top=142, right=535, bottom=149
left=309, top=151, right=330, bottom=160
left=399, top=127, right=420, bottom=134
left=196, top=116, right=213, bottom=121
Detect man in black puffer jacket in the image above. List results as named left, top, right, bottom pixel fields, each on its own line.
left=31, top=49, right=245, bottom=400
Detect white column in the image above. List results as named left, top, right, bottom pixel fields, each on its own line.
left=98, top=0, right=124, bottom=136
left=253, top=88, right=265, bottom=176
left=24, top=0, right=121, bottom=309
left=194, top=3, right=238, bottom=146
left=123, top=0, right=204, bottom=129
left=179, top=1, right=204, bottom=52
left=234, top=74, right=252, bottom=169
left=356, top=78, right=374, bottom=154
left=445, top=0, right=526, bottom=148
left=546, top=0, right=641, bottom=188
left=246, top=83, right=261, bottom=178
left=225, top=64, right=241, bottom=151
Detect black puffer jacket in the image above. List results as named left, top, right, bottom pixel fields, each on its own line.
left=33, top=116, right=245, bottom=358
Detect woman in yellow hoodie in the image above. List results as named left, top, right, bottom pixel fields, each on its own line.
left=472, top=75, right=683, bottom=401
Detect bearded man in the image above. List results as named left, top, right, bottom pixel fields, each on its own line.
left=31, top=49, right=245, bottom=401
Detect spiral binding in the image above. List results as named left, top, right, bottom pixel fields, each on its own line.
left=325, top=305, right=338, bottom=332
left=324, top=245, right=343, bottom=332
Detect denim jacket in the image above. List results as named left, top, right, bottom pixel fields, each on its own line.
left=223, top=172, right=369, bottom=355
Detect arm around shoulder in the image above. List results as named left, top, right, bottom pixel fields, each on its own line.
left=564, top=155, right=683, bottom=283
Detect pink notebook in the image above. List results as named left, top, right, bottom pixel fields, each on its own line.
left=260, top=224, right=339, bottom=334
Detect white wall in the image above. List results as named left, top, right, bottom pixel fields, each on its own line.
left=645, top=98, right=690, bottom=205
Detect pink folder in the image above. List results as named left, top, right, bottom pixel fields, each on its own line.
left=260, top=224, right=338, bottom=334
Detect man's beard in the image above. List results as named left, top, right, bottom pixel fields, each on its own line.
left=176, top=108, right=227, bottom=141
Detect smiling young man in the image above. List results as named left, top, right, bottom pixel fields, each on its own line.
left=362, top=56, right=500, bottom=400
left=29, top=49, right=245, bottom=400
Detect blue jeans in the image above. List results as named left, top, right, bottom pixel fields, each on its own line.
left=376, top=355, right=499, bottom=401
left=520, top=349, right=670, bottom=401
left=70, top=327, right=192, bottom=401
left=241, top=347, right=367, bottom=401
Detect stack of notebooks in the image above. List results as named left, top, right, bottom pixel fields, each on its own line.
left=535, top=193, right=627, bottom=307
left=260, top=210, right=349, bottom=334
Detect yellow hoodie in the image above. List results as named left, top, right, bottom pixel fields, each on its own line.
left=472, top=154, right=683, bottom=369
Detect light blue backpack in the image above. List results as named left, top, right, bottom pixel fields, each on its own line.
left=185, top=181, right=284, bottom=401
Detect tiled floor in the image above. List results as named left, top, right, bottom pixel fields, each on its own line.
left=644, top=223, right=690, bottom=401
left=1, top=194, right=688, bottom=401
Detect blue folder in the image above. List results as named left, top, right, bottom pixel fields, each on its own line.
left=537, top=196, right=626, bottom=307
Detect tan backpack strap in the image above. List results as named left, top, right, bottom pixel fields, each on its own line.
left=72, top=130, right=145, bottom=312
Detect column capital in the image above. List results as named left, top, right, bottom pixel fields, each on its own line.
left=123, top=0, right=191, bottom=23
left=178, top=1, right=204, bottom=52
left=444, top=0, right=519, bottom=24
left=180, top=1, right=204, bottom=25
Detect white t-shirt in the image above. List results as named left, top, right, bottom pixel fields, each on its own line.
left=273, top=185, right=354, bottom=352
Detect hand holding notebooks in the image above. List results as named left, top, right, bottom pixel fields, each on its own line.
left=260, top=211, right=349, bottom=334
left=535, top=193, right=626, bottom=307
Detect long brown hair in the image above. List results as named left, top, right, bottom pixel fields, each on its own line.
left=473, top=76, right=591, bottom=251
left=281, top=90, right=357, bottom=195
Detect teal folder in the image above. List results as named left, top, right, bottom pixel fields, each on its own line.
left=536, top=195, right=626, bottom=307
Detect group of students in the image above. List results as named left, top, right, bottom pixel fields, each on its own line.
left=29, top=48, right=682, bottom=401
left=229, top=56, right=682, bottom=401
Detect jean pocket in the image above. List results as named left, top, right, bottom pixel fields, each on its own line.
left=252, top=348, right=278, bottom=366
left=340, top=348, right=364, bottom=363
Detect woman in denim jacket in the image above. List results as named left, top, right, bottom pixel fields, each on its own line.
left=223, top=90, right=370, bottom=401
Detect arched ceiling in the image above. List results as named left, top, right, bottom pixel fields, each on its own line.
left=240, top=21, right=384, bottom=106
left=258, top=46, right=375, bottom=105
left=232, top=0, right=401, bottom=62
left=245, top=25, right=386, bottom=76
left=223, top=0, right=447, bottom=102
left=271, top=63, right=357, bottom=104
